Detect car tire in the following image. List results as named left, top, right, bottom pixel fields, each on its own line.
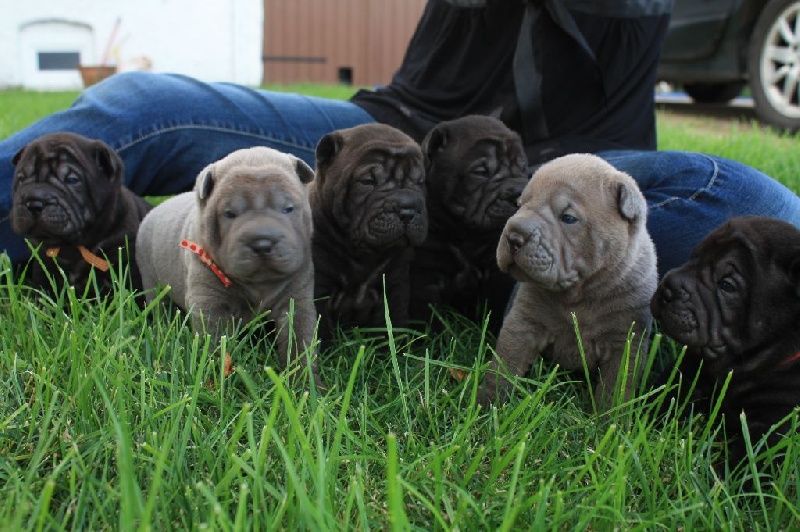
left=682, top=82, right=745, bottom=104
left=748, top=0, right=800, bottom=131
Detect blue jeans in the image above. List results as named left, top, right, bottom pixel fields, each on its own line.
left=597, top=150, right=800, bottom=276
left=2, top=71, right=799, bottom=276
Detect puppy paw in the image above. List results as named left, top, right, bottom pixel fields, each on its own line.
left=475, top=377, right=513, bottom=408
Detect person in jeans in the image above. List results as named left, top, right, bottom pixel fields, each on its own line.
left=2, top=0, right=799, bottom=276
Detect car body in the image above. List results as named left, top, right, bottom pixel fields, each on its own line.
left=658, top=0, right=800, bottom=130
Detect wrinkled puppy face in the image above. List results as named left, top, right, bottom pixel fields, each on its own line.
left=496, top=153, right=646, bottom=291
left=315, top=124, right=428, bottom=251
left=651, top=216, right=800, bottom=373
left=10, top=133, right=123, bottom=244
left=423, top=115, right=528, bottom=231
left=196, top=150, right=314, bottom=284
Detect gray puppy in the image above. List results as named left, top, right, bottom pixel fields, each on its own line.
left=11, top=132, right=152, bottom=295
left=478, top=153, right=657, bottom=408
left=309, top=123, right=428, bottom=339
left=135, top=147, right=321, bottom=383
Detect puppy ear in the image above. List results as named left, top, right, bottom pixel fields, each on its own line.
left=295, top=158, right=315, bottom=184
left=11, top=145, right=27, bottom=166
left=615, top=180, right=645, bottom=223
left=315, top=132, right=342, bottom=169
left=197, top=170, right=215, bottom=201
left=93, top=141, right=124, bottom=182
left=421, top=126, right=449, bottom=174
left=422, top=126, right=448, bottom=159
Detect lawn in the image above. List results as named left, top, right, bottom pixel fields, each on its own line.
left=1, top=84, right=798, bottom=529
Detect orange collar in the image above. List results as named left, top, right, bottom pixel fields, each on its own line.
left=45, top=246, right=110, bottom=272
left=180, top=239, right=232, bottom=287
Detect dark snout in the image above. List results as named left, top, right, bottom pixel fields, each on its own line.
left=391, top=191, right=426, bottom=226
left=17, top=190, right=59, bottom=217
left=398, top=208, right=416, bottom=225
left=499, top=182, right=524, bottom=202
left=651, top=271, right=689, bottom=318
left=24, top=198, right=46, bottom=216
left=11, top=187, right=75, bottom=239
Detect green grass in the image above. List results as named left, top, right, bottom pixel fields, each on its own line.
left=1, top=85, right=799, bottom=529
left=656, top=111, right=800, bottom=193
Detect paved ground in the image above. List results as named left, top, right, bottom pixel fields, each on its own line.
left=655, top=91, right=757, bottom=121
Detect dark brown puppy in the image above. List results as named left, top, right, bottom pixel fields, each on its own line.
left=409, top=115, right=528, bottom=333
left=309, top=123, right=428, bottom=339
left=651, top=216, right=800, bottom=466
left=11, top=132, right=152, bottom=295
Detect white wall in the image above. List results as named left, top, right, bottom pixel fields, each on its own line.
left=0, top=0, right=263, bottom=90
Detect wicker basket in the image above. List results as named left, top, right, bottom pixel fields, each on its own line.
left=78, top=65, right=117, bottom=87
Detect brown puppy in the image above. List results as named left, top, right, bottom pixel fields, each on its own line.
left=11, top=132, right=152, bottom=295
left=651, top=216, right=800, bottom=466
left=135, top=147, right=321, bottom=384
left=409, top=115, right=528, bottom=333
left=478, top=153, right=657, bottom=408
left=309, top=123, right=428, bottom=339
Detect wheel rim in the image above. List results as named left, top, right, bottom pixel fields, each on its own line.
left=760, top=2, right=800, bottom=118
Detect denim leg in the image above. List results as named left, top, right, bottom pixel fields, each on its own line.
left=0, top=71, right=375, bottom=262
left=598, top=149, right=800, bottom=277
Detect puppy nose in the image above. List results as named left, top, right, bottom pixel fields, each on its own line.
left=248, top=238, right=274, bottom=256
left=25, top=199, right=45, bottom=215
left=500, top=184, right=524, bottom=201
left=659, top=286, right=674, bottom=303
left=506, top=230, right=527, bottom=254
left=398, top=207, right=417, bottom=224
left=658, top=276, right=692, bottom=304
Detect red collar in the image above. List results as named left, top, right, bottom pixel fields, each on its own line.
left=782, top=351, right=800, bottom=366
left=180, top=239, right=232, bottom=287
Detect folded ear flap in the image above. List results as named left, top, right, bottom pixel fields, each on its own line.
left=422, top=125, right=448, bottom=159
left=505, top=134, right=528, bottom=170
left=92, top=141, right=124, bottom=182
left=11, top=145, right=27, bottom=166
left=295, top=158, right=315, bottom=184
left=197, top=169, right=215, bottom=203
left=421, top=125, right=449, bottom=174
left=615, top=179, right=646, bottom=223
left=315, top=132, right=343, bottom=171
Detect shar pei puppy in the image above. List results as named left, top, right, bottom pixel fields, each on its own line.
left=650, top=216, right=800, bottom=466
left=309, top=123, right=428, bottom=339
left=10, top=132, right=152, bottom=295
left=135, top=146, right=321, bottom=385
left=409, top=115, right=529, bottom=334
left=478, top=153, right=658, bottom=408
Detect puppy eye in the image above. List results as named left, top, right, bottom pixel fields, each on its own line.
left=560, top=213, right=578, bottom=224
left=717, top=278, right=737, bottom=293
left=223, top=209, right=237, bottom=219
left=63, top=173, right=80, bottom=185
left=472, top=165, right=490, bottom=178
left=282, top=205, right=294, bottom=214
left=358, top=175, right=376, bottom=186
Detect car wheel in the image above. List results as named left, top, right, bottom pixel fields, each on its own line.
left=682, top=82, right=745, bottom=104
left=749, top=0, right=800, bottom=130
